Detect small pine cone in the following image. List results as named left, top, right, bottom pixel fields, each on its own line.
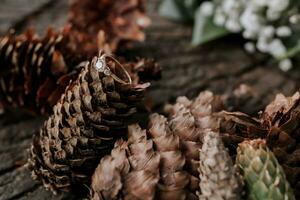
left=28, top=56, right=150, bottom=194
left=198, top=130, right=243, bottom=200
left=66, top=0, right=151, bottom=56
left=236, top=139, right=295, bottom=200
left=167, top=91, right=225, bottom=194
left=0, top=29, right=76, bottom=114
left=91, top=114, right=197, bottom=200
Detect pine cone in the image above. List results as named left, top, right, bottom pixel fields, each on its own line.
left=66, top=0, right=151, bottom=56
left=0, top=29, right=77, bottom=114
left=198, top=130, right=243, bottom=200
left=260, top=93, right=300, bottom=198
left=167, top=91, right=225, bottom=194
left=28, top=55, right=150, bottom=194
left=236, top=139, right=295, bottom=200
left=91, top=113, right=198, bottom=200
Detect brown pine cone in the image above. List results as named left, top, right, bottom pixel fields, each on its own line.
left=66, top=0, right=151, bottom=56
left=218, top=111, right=267, bottom=156
left=28, top=55, right=150, bottom=194
left=167, top=91, right=225, bottom=194
left=0, top=28, right=79, bottom=114
left=91, top=114, right=197, bottom=200
left=260, top=93, right=300, bottom=198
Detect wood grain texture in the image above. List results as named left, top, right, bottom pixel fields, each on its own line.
left=0, top=0, right=299, bottom=199
left=0, top=0, right=54, bottom=34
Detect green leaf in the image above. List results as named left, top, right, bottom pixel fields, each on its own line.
left=192, top=7, right=229, bottom=46
left=159, top=0, right=202, bottom=22
left=159, top=0, right=185, bottom=21
left=279, top=34, right=300, bottom=60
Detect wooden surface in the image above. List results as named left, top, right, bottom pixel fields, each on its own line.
left=0, top=0, right=300, bottom=199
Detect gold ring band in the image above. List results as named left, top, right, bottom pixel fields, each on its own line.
left=102, top=54, right=132, bottom=85
left=93, top=51, right=132, bottom=85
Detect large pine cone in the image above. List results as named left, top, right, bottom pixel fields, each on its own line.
left=0, top=29, right=77, bottom=114
left=66, top=0, right=151, bottom=56
left=28, top=56, right=150, bottom=194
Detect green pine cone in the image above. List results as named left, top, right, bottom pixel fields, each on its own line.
left=236, top=139, right=295, bottom=200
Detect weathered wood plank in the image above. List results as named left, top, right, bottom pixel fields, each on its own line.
left=0, top=0, right=54, bottom=34
left=0, top=118, right=43, bottom=174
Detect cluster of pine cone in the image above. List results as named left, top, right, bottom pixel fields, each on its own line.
left=89, top=91, right=299, bottom=200
left=29, top=85, right=300, bottom=200
left=1, top=0, right=300, bottom=200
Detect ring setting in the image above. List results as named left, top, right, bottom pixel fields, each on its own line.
left=93, top=51, right=132, bottom=85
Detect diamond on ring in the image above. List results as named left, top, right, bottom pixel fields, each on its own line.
left=95, top=58, right=106, bottom=72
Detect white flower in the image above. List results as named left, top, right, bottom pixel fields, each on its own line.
left=225, top=19, right=242, bottom=32
left=261, top=26, right=275, bottom=38
left=200, top=1, right=215, bottom=17
left=279, top=59, right=292, bottom=71
left=267, top=0, right=289, bottom=13
left=243, top=30, right=256, bottom=39
left=252, top=0, right=268, bottom=7
left=222, top=0, right=240, bottom=13
left=214, top=9, right=226, bottom=26
left=276, top=26, right=292, bottom=37
left=266, top=9, right=281, bottom=21
left=240, top=8, right=263, bottom=34
left=268, top=39, right=287, bottom=58
left=290, top=14, right=300, bottom=24
left=244, top=42, right=256, bottom=53
left=257, top=37, right=270, bottom=53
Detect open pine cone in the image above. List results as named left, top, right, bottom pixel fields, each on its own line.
left=0, top=29, right=77, bottom=114
left=66, top=0, right=151, bottom=56
left=28, top=55, right=151, bottom=194
left=220, top=92, right=300, bottom=199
